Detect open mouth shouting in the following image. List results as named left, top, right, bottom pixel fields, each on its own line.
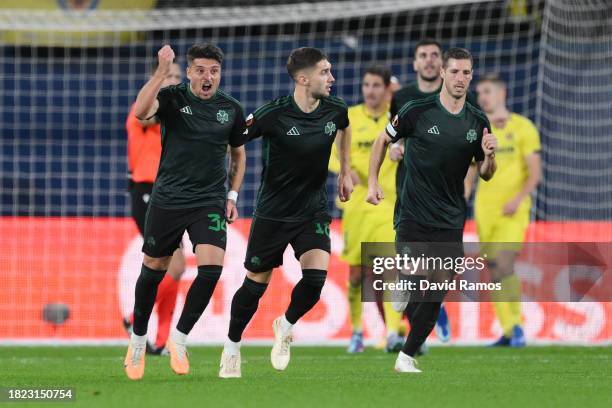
left=201, top=82, right=213, bottom=96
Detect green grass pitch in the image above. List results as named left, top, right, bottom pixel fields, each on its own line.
left=1, top=346, right=610, bottom=407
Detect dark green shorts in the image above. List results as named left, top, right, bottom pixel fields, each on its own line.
left=244, top=214, right=331, bottom=272
left=142, top=205, right=227, bottom=257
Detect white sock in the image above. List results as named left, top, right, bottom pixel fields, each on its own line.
left=280, top=315, right=293, bottom=334
left=131, top=333, right=147, bottom=345
left=171, top=328, right=188, bottom=345
left=224, top=339, right=241, bottom=356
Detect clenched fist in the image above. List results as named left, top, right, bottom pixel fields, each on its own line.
left=482, top=128, right=497, bottom=157
left=157, top=45, right=175, bottom=74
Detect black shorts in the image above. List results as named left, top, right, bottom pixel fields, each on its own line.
left=396, top=219, right=464, bottom=259
left=142, top=205, right=227, bottom=258
left=129, top=181, right=153, bottom=236
left=244, top=215, right=332, bottom=273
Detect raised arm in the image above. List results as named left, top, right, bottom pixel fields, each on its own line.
left=133, top=45, right=175, bottom=120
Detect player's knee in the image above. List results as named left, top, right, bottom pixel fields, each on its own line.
left=302, top=269, right=327, bottom=288
left=242, top=276, right=269, bottom=298
left=197, top=265, right=222, bottom=282
left=143, top=255, right=171, bottom=271
left=140, top=264, right=166, bottom=283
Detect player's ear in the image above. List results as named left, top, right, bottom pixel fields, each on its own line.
left=296, top=71, right=309, bottom=86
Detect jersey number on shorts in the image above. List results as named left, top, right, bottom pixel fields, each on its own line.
left=315, top=222, right=330, bottom=237
left=208, top=213, right=227, bottom=232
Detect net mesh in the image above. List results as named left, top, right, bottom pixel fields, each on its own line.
left=1, top=0, right=611, bottom=344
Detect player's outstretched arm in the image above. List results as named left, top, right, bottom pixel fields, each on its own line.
left=226, top=145, right=246, bottom=223
left=133, top=45, right=175, bottom=120
left=336, top=126, right=354, bottom=202
left=478, top=128, right=498, bottom=181
left=367, top=130, right=392, bottom=205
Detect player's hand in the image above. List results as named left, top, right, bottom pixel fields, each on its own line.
left=226, top=199, right=238, bottom=224
left=338, top=172, right=354, bottom=202
left=482, top=128, right=497, bottom=157
left=389, top=143, right=404, bottom=162
left=502, top=197, right=522, bottom=216
left=366, top=183, right=384, bottom=205
left=157, top=45, right=175, bottom=74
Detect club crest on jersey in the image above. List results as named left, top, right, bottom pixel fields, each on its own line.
left=217, top=110, right=229, bottom=124
left=325, top=121, right=336, bottom=136
left=466, top=129, right=477, bottom=143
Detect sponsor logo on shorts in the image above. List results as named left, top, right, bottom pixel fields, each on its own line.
left=146, top=236, right=156, bottom=247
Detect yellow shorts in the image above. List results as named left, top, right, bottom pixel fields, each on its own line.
left=476, top=211, right=529, bottom=259
left=341, top=209, right=395, bottom=266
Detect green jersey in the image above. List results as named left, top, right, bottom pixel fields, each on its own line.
left=386, top=94, right=490, bottom=229
left=390, top=81, right=481, bottom=225
left=247, top=95, right=349, bottom=222
left=151, top=83, right=247, bottom=209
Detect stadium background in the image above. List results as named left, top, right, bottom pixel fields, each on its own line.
left=1, top=0, right=611, bottom=345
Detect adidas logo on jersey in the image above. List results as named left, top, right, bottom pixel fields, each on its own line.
left=287, top=126, right=300, bottom=136
left=428, top=125, right=440, bottom=135
left=180, top=106, right=192, bottom=115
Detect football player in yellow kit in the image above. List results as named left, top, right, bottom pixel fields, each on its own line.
left=472, top=74, right=541, bottom=347
left=330, top=64, right=405, bottom=353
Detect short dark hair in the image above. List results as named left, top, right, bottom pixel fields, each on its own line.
left=286, top=47, right=328, bottom=80
left=414, top=38, right=443, bottom=58
left=187, top=43, right=224, bottom=66
left=442, top=47, right=473, bottom=68
left=476, top=73, right=506, bottom=88
left=363, top=64, right=392, bottom=86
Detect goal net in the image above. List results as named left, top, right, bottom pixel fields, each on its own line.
left=1, top=0, right=610, bottom=345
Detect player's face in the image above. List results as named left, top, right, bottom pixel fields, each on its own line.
left=187, top=58, right=221, bottom=100
left=413, top=45, right=442, bottom=82
left=306, top=59, right=335, bottom=99
left=162, top=63, right=182, bottom=87
left=476, top=81, right=506, bottom=114
left=441, top=58, right=473, bottom=99
left=362, top=73, right=388, bottom=110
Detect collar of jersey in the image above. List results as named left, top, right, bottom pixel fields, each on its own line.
left=361, top=103, right=388, bottom=121
left=186, top=83, right=218, bottom=103
left=435, top=94, right=465, bottom=118
left=290, top=94, right=323, bottom=115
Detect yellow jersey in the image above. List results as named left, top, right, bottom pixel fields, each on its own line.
left=329, top=103, right=397, bottom=213
left=475, top=113, right=541, bottom=215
